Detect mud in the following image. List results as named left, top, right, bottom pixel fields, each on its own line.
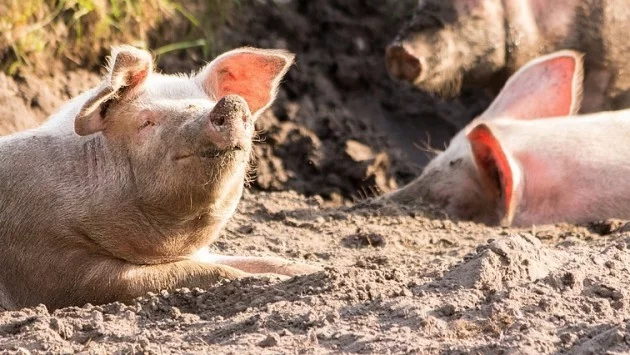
left=1, top=0, right=628, bottom=354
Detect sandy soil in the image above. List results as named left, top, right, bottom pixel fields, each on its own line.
left=1, top=0, right=629, bottom=354
left=2, top=193, right=630, bottom=353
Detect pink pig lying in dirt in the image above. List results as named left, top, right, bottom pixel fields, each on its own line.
left=385, top=50, right=630, bottom=227
left=0, top=45, right=320, bottom=310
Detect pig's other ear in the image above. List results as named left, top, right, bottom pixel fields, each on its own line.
left=480, top=50, right=584, bottom=121
left=467, top=123, right=518, bottom=226
left=197, top=47, right=295, bottom=118
left=75, top=45, right=153, bottom=136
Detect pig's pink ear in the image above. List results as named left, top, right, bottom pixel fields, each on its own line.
left=480, top=50, right=584, bottom=121
left=197, top=47, right=295, bottom=118
left=467, top=124, right=517, bottom=226
left=75, top=45, right=153, bottom=136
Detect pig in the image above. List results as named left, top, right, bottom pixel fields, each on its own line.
left=383, top=50, right=630, bottom=227
left=385, top=0, right=630, bottom=113
left=0, top=45, right=321, bottom=311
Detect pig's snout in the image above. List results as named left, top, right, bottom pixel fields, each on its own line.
left=385, top=43, right=425, bottom=84
left=205, top=95, right=251, bottom=150
left=208, top=95, right=250, bottom=129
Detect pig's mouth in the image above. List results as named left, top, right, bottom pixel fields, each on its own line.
left=199, top=145, right=243, bottom=158
left=174, top=145, right=245, bottom=161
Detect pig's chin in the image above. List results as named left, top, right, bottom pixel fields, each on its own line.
left=416, top=70, right=464, bottom=98
left=445, top=201, right=499, bottom=225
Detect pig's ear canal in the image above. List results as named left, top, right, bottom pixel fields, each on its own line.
left=75, top=45, right=153, bottom=136
left=467, top=124, right=516, bottom=226
left=480, top=50, right=584, bottom=121
left=198, top=47, right=295, bottom=118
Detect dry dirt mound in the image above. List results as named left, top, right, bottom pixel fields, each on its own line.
left=2, top=192, right=630, bottom=354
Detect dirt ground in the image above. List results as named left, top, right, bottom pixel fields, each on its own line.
left=2, top=0, right=630, bottom=354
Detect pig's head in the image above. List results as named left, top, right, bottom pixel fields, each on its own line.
left=387, top=50, right=583, bottom=225
left=386, top=0, right=505, bottom=96
left=74, top=45, right=293, bottom=218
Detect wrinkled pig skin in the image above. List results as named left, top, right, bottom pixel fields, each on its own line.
left=0, top=45, right=320, bottom=310
left=386, top=0, right=630, bottom=113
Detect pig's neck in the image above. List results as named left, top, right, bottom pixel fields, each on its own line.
left=78, top=136, right=241, bottom=263
left=502, top=0, right=582, bottom=71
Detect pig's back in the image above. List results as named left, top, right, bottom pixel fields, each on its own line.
left=495, top=111, right=630, bottom=152
left=490, top=110, right=630, bottom=225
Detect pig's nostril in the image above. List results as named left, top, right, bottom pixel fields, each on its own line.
left=385, top=45, right=402, bottom=77
left=210, top=114, right=226, bottom=127
left=401, top=55, right=422, bottom=83
left=209, top=95, right=251, bottom=129
left=386, top=44, right=423, bottom=83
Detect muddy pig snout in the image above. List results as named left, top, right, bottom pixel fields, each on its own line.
left=385, top=42, right=425, bottom=84
left=206, top=95, right=252, bottom=149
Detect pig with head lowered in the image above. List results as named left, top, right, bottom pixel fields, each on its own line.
left=386, top=0, right=630, bottom=113
left=0, top=45, right=320, bottom=310
left=384, top=50, right=630, bottom=227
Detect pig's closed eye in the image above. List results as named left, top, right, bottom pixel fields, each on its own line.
left=449, top=159, right=462, bottom=168
left=139, top=120, right=155, bottom=130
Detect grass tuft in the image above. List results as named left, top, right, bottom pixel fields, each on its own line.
left=0, top=0, right=238, bottom=74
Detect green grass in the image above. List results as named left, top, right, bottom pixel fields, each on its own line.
left=0, top=0, right=238, bottom=74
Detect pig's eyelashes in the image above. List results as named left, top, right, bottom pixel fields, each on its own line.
left=449, top=159, right=462, bottom=168
left=139, top=121, right=155, bottom=130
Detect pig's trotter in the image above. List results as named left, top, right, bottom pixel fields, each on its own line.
left=205, top=255, right=323, bottom=276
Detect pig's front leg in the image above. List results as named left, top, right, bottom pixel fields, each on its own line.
left=23, top=258, right=254, bottom=309
left=191, top=248, right=322, bottom=276
left=18, top=257, right=300, bottom=310
left=119, top=260, right=251, bottom=299
left=207, top=255, right=323, bottom=276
